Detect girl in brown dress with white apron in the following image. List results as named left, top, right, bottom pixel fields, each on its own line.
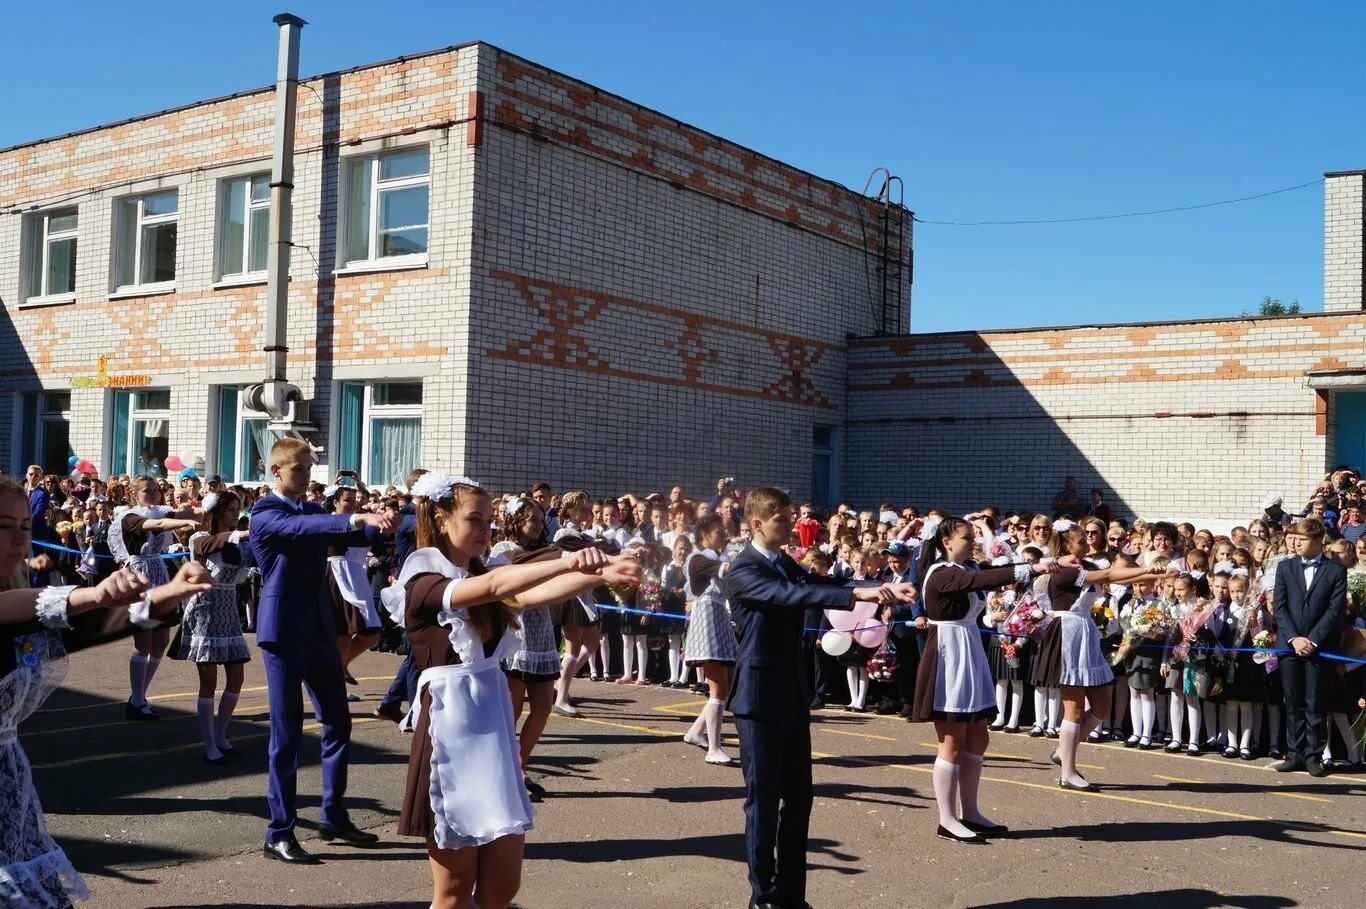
left=387, top=474, right=638, bottom=909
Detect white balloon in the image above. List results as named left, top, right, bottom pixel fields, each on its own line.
left=820, top=630, right=853, bottom=657
left=178, top=449, right=196, bottom=466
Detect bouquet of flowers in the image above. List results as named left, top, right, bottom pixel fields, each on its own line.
left=1251, top=629, right=1278, bottom=668
left=1111, top=601, right=1172, bottom=665
left=1003, top=596, right=1049, bottom=640
left=1348, top=571, right=1366, bottom=613
left=867, top=640, right=898, bottom=682
left=1090, top=599, right=1116, bottom=634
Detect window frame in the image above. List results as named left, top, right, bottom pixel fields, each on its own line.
left=114, top=190, right=179, bottom=294
left=23, top=209, right=80, bottom=305
left=217, top=174, right=272, bottom=281
left=333, top=380, right=424, bottom=485
left=11, top=390, right=73, bottom=475
left=209, top=385, right=275, bottom=484
left=108, top=388, right=173, bottom=477
left=341, top=146, right=431, bottom=270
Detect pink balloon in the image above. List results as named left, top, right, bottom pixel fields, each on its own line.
left=853, top=622, right=889, bottom=649
left=164, top=456, right=184, bottom=472
left=827, top=601, right=876, bottom=633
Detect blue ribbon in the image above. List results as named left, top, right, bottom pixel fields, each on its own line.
left=591, top=602, right=1366, bottom=667
left=31, top=539, right=185, bottom=562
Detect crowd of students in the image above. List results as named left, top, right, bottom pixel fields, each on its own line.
left=8, top=460, right=1366, bottom=906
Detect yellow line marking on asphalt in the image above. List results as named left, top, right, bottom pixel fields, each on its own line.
left=1155, top=773, right=1205, bottom=784
left=821, top=728, right=898, bottom=743
left=917, top=741, right=1103, bottom=771
left=35, top=676, right=394, bottom=714
left=31, top=717, right=381, bottom=770
left=1272, top=791, right=1333, bottom=804
left=652, top=699, right=707, bottom=715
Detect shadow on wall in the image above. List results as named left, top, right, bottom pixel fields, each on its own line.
left=0, top=278, right=45, bottom=476
left=843, top=331, right=1136, bottom=520
left=842, top=327, right=1329, bottom=524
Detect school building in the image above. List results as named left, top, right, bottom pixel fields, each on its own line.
left=0, top=36, right=1361, bottom=525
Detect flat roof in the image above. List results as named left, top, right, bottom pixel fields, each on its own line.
left=850, top=308, right=1350, bottom=342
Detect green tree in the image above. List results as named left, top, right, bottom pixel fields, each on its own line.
left=1259, top=296, right=1301, bottom=316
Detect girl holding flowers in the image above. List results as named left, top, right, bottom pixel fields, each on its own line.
left=1117, top=575, right=1167, bottom=749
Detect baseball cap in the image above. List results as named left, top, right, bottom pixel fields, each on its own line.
left=206, top=474, right=223, bottom=485
left=1260, top=493, right=1283, bottom=510
left=881, top=540, right=911, bottom=558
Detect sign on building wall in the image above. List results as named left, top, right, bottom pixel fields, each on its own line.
left=70, top=355, right=152, bottom=389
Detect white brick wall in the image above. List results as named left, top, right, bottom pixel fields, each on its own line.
left=1324, top=171, right=1363, bottom=313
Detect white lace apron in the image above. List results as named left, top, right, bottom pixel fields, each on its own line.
left=108, top=505, right=173, bottom=586
left=923, top=562, right=996, bottom=715
left=328, top=546, right=381, bottom=629
left=2, top=589, right=91, bottom=908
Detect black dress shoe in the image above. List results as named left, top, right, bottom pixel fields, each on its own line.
left=935, top=824, right=984, bottom=844
left=1270, top=758, right=1305, bottom=773
left=1306, top=759, right=1329, bottom=778
left=374, top=702, right=405, bottom=724
left=344, top=672, right=358, bottom=685
left=263, top=837, right=320, bottom=864
left=317, top=822, right=379, bottom=845
left=748, top=901, right=783, bottom=909
left=963, top=819, right=1009, bottom=835
left=125, top=700, right=160, bottom=721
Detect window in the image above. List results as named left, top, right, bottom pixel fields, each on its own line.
left=212, top=386, right=276, bottom=483
left=345, top=147, right=429, bottom=264
left=116, top=190, right=178, bottom=290
left=219, top=175, right=271, bottom=278
left=811, top=425, right=837, bottom=508
left=24, top=210, right=78, bottom=302
left=336, top=381, right=423, bottom=486
left=14, top=391, right=72, bottom=475
left=109, top=389, right=171, bottom=477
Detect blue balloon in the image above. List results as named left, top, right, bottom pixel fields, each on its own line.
left=68, top=455, right=79, bottom=469
left=179, top=468, right=199, bottom=481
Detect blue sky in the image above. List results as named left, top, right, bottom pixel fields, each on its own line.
left=3, top=2, right=1360, bottom=332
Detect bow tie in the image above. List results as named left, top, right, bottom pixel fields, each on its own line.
left=1302, top=558, right=1321, bottom=568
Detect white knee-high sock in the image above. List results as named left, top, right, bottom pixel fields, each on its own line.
left=933, top=758, right=974, bottom=837
left=995, top=680, right=1009, bottom=718
left=667, top=637, right=682, bottom=683
left=855, top=668, right=870, bottom=709
left=1169, top=692, right=1185, bottom=741
left=704, top=698, right=727, bottom=758
left=1033, top=688, right=1047, bottom=729
left=1008, top=680, right=1025, bottom=728
left=143, top=656, right=161, bottom=696
left=1140, top=692, right=1157, bottom=739
left=846, top=667, right=859, bottom=707
left=598, top=636, right=611, bottom=674
left=1201, top=700, right=1217, bottom=744
left=1058, top=719, right=1086, bottom=786
left=958, top=752, right=995, bottom=826
left=197, top=697, right=222, bottom=760
left=635, top=638, right=649, bottom=682
left=621, top=636, right=636, bottom=681
left=1128, top=687, right=1141, bottom=736
left=1080, top=710, right=1104, bottom=740
left=215, top=691, right=239, bottom=751
left=1185, top=700, right=1201, bottom=745
left=128, top=654, right=149, bottom=707
left=1239, top=703, right=1254, bottom=751
left=1047, top=689, right=1061, bottom=729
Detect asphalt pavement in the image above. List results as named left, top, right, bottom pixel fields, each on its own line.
left=22, top=639, right=1364, bottom=909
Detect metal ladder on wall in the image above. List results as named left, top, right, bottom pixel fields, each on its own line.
left=862, top=168, right=911, bottom=335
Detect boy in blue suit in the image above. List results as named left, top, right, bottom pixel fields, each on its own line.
left=251, top=438, right=395, bottom=863
left=721, top=488, right=910, bottom=909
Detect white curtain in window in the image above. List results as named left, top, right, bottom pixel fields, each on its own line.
left=142, top=419, right=168, bottom=438
left=242, top=420, right=276, bottom=482
left=369, top=417, right=421, bottom=487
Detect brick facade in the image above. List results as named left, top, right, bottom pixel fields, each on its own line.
left=1324, top=171, right=1364, bottom=313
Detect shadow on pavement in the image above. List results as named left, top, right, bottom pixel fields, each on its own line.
left=972, top=889, right=1297, bottom=908
left=526, top=832, right=862, bottom=874
left=1005, top=817, right=1363, bottom=851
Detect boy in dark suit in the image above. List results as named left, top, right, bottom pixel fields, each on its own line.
left=251, top=438, right=395, bottom=863
left=721, top=488, right=910, bottom=909
left=1271, top=516, right=1345, bottom=777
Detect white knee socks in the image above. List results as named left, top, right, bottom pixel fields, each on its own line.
left=197, top=697, right=222, bottom=760
left=1033, top=688, right=1048, bottom=730
left=667, top=636, right=682, bottom=684
left=846, top=667, right=859, bottom=708
left=216, top=691, right=239, bottom=751
left=1047, top=689, right=1061, bottom=730
left=1058, top=719, right=1087, bottom=787
left=1169, top=692, right=1185, bottom=742
left=1139, top=692, right=1157, bottom=740
left=958, top=752, right=995, bottom=827
left=704, top=698, right=728, bottom=759
left=635, top=638, right=649, bottom=682
left=933, top=758, right=974, bottom=837
left=1201, top=700, right=1217, bottom=745
left=1185, top=699, right=1201, bottom=746
left=1008, top=680, right=1025, bottom=728
left=621, top=636, right=636, bottom=681
left=129, top=654, right=149, bottom=707
left=143, top=656, right=161, bottom=697
left=995, top=680, right=1008, bottom=718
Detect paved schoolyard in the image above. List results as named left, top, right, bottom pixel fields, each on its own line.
left=23, top=640, right=1364, bottom=909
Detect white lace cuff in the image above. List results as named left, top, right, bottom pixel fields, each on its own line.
left=127, top=592, right=160, bottom=629
left=35, top=586, right=76, bottom=629
left=1013, top=564, right=1031, bottom=584
left=1075, top=569, right=1089, bottom=589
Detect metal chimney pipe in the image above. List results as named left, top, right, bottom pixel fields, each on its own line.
left=263, top=12, right=305, bottom=391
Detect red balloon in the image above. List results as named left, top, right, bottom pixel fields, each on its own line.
left=164, top=456, right=184, bottom=472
